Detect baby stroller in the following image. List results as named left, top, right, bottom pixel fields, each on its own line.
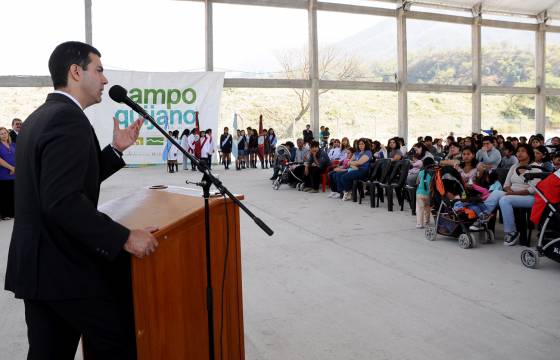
left=272, top=145, right=305, bottom=190
left=424, top=166, right=494, bottom=249
left=518, top=167, right=560, bottom=268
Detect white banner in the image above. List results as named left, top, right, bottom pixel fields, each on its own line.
left=87, top=70, right=224, bottom=164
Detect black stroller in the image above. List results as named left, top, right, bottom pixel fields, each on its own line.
left=272, top=145, right=305, bottom=190
left=517, top=167, right=560, bottom=268
left=424, top=166, right=494, bottom=249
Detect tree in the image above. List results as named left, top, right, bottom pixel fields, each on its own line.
left=277, top=46, right=365, bottom=137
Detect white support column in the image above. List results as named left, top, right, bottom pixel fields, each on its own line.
left=397, top=5, right=408, bottom=142
left=205, top=0, right=214, bottom=72
left=85, top=0, right=92, bottom=45
left=472, top=7, right=482, bottom=134
left=536, top=21, right=546, bottom=135
left=308, top=0, right=320, bottom=137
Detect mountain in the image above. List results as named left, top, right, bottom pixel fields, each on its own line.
left=334, top=18, right=535, bottom=62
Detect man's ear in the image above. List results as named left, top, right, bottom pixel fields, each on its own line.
left=68, top=64, right=81, bottom=83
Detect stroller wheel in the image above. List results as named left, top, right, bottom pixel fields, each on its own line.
left=520, top=249, right=539, bottom=269
left=485, top=229, right=495, bottom=244
left=458, top=233, right=474, bottom=249
left=425, top=226, right=436, bottom=241
left=297, top=183, right=305, bottom=191
left=272, top=182, right=280, bottom=190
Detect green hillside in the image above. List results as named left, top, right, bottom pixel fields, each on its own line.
left=2, top=45, right=560, bottom=144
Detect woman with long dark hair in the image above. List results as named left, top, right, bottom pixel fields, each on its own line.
left=0, top=127, right=15, bottom=220
left=481, top=144, right=542, bottom=246
left=338, top=138, right=373, bottom=201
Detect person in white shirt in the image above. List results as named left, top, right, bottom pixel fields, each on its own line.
left=328, top=139, right=341, bottom=161
left=167, top=130, right=180, bottom=173
left=201, top=128, right=214, bottom=170
left=186, top=129, right=199, bottom=171
left=180, top=129, right=190, bottom=170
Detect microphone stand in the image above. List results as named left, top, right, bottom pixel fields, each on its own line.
left=123, top=106, right=273, bottom=360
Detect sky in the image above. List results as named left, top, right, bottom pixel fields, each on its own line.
left=0, top=0, right=383, bottom=76
left=0, top=0, right=553, bottom=77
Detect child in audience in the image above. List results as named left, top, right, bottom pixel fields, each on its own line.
left=415, top=157, right=435, bottom=229
left=553, top=153, right=560, bottom=171
left=487, top=171, right=503, bottom=192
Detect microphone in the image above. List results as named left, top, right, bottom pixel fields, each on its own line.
left=109, top=85, right=148, bottom=119
left=108, top=84, right=274, bottom=236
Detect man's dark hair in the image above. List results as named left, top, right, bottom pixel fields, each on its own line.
left=502, top=141, right=515, bottom=154
left=12, top=118, right=22, bottom=126
left=448, top=141, right=460, bottom=149
left=422, top=157, right=435, bottom=168
left=48, top=41, right=101, bottom=89
left=310, top=140, right=320, bottom=148
left=424, top=136, right=433, bottom=142
left=482, top=136, right=493, bottom=143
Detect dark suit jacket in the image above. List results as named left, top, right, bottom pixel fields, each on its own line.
left=9, top=129, right=17, bottom=144
left=5, top=93, right=130, bottom=300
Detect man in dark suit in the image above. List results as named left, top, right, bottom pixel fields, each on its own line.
left=9, top=118, right=22, bottom=143
left=5, top=41, right=159, bottom=359
left=303, top=124, right=313, bottom=145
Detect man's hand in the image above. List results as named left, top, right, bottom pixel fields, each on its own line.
left=112, top=117, right=143, bottom=153
left=124, top=226, right=159, bottom=259
left=9, top=166, right=15, bottom=175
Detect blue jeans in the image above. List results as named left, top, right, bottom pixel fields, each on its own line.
left=483, top=190, right=505, bottom=213
left=498, top=194, right=535, bottom=233
left=467, top=203, right=487, bottom=217
left=339, top=168, right=368, bottom=192
left=329, top=170, right=346, bottom=192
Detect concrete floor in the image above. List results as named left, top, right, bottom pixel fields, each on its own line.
left=1, top=164, right=559, bottom=360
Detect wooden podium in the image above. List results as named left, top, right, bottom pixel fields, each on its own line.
left=99, top=186, right=245, bottom=360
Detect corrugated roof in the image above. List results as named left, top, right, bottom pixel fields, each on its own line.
left=388, top=0, right=560, bottom=18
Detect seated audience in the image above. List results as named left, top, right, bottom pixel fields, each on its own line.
left=480, top=144, right=541, bottom=246
left=0, top=127, right=16, bottom=220
left=499, top=141, right=518, bottom=169
left=302, top=141, right=330, bottom=193
left=457, top=146, right=479, bottom=185
left=382, top=137, right=403, bottom=161
left=328, top=147, right=355, bottom=198
left=533, top=145, right=553, bottom=172
left=406, top=143, right=430, bottom=187
left=328, top=139, right=341, bottom=161
left=338, top=139, right=372, bottom=201
left=553, top=152, right=560, bottom=171
left=476, top=136, right=502, bottom=171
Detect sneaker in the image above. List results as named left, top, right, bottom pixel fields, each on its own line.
left=303, top=187, right=313, bottom=192
left=342, top=192, right=352, bottom=201
left=270, top=175, right=278, bottom=181
left=469, top=220, right=483, bottom=231
left=328, top=191, right=338, bottom=198
left=416, top=224, right=424, bottom=229
left=309, top=189, right=319, bottom=193
left=503, top=231, right=519, bottom=246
